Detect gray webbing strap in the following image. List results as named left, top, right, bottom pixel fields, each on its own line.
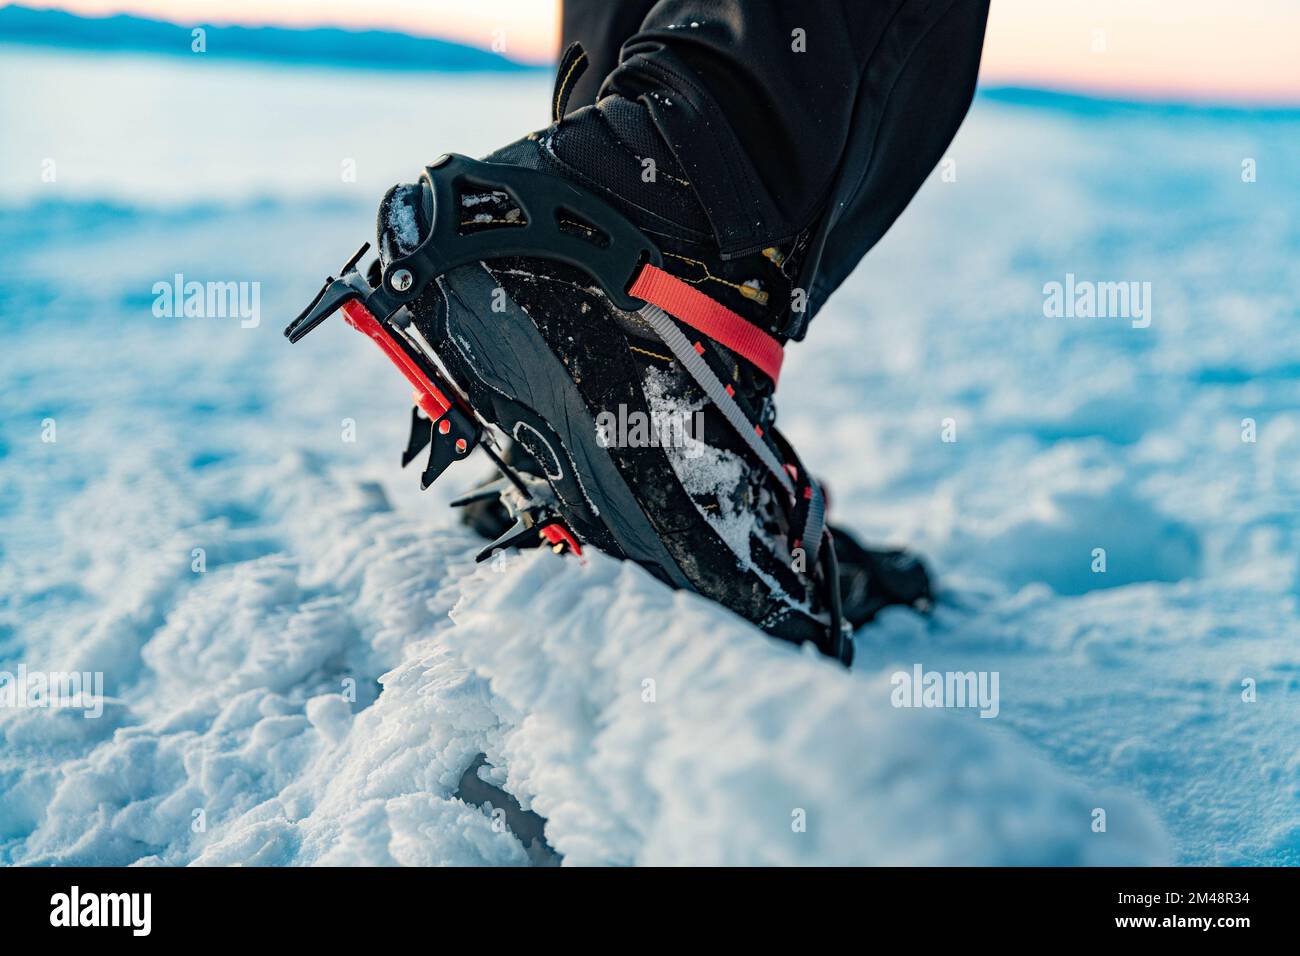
left=638, top=303, right=795, bottom=500
left=801, top=480, right=826, bottom=554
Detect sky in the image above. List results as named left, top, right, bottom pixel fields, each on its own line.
left=7, top=0, right=1300, bottom=103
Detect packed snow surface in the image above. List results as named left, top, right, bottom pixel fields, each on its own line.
left=2, top=48, right=1298, bottom=865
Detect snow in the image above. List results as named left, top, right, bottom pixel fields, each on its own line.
left=639, top=365, right=757, bottom=559
left=2, top=46, right=1298, bottom=865
left=385, top=196, right=420, bottom=255
left=0, top=474, right=1169, bottom=865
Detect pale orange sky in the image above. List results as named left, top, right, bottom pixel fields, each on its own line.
left=8, top=0, right=1300, bottom=102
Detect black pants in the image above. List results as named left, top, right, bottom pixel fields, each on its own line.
left=561, top=0, right=990, bottom=335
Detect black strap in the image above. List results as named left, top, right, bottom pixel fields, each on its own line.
left=552, top=42, right=589, bottom=123
left=820, top=532, right=851, bottom=666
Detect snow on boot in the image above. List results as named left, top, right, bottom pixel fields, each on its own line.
left=286, top=95, right=851, bottom=662
left=459, top=442, right=932, bottom=632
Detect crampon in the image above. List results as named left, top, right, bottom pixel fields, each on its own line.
left=285, top=153, right=853, bottom=663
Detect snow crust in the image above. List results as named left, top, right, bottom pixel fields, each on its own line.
left=0, top=463, right=1167, bottom=866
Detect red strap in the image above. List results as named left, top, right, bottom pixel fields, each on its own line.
left=630, top=263, right=784, bottom=385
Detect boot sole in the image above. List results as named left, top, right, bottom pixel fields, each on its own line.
left=439, top=263, right=693, bottom=590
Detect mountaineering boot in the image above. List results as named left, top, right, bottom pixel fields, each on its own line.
left=288, top=74, right=859, bottom=661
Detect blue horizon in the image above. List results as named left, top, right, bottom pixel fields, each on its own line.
left=3, top=4, right=1299, bottom=111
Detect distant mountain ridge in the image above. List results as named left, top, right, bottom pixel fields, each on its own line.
left=0, top=4, right=543, bottom=71
left=982, top=84, right=1300, bottom=119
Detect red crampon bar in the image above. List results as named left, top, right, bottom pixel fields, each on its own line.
left=339, top=300, right=453, bottom=422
